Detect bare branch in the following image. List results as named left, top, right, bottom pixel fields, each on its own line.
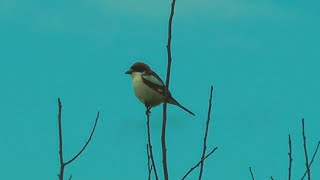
left=147, top=144, right=152, bottom=180
left=301, top=118, right=311, bottom=180
left=181, top=147, right=218, bottom=180
left=165, top=0, right=176, bottom=88
left=58, top=98, right=64, bottom=180
left=57, top=98, right=100, bottom=180
left=146, top=107, right=159, bottom=180
left=301, top=140, right=320, bottom=179
left=64, top=111, right=100, bottom=166
left=198, top=85, right=214, bottom=180
left=249, top=167, right=255, bottom=180
left=162, top=0, right=177, bottom=179
left=288, top=134, right=293, bottom=180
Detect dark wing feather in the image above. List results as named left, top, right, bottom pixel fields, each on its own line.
left=142, top=73, right=195, bottom=116
left=141, top=73, right=172, bottom=97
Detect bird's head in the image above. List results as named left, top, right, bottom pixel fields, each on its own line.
left=125, top=62, right=151, bottom=77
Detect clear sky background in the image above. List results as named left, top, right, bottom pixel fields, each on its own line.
left=1, top=0, right=320, bottom=179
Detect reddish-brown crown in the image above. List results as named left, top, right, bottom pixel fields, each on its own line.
left=130, top=62, right=151, bottom=72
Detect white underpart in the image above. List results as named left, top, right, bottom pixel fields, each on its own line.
left=130, top=72, right=164, bottom=106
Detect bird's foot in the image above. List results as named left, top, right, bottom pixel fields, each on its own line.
left=145, top=106, right=152, bottom=116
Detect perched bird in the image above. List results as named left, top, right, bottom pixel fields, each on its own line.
left=125, top=62, right=195, bottom=116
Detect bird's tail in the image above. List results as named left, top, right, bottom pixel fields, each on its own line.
left=168, top=98, right=195, bottom=116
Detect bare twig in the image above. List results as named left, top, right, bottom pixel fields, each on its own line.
left=301, top=140, right=320, bottom=179
left=302, top=118, right=311, bottom=180
left=162, top=0, right=177, bottom=179
left=288, top=134, right=293, bottom=180
left=198, top=85, right=214, bottom=180
left=146, top=107, right=159, bottom=180
left=58, top=98, right=64, bottom=180
left=271, top=176, right=274, bottom=180
left=181, top=147, right=218, bottom=180
left=57, top=98, right=100, bottom=180
left=147, top=144, right=152, bottom=180
left=64, top=111, right=100, bottom=165
left=249, top=167, right=255, bottom=180
left=165, top=0, right=176, bottom=89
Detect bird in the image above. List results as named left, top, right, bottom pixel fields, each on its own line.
left=125, top=62, right=195, bottom=116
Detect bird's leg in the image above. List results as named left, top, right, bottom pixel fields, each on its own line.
left=145, top=105, right=152, bottom=116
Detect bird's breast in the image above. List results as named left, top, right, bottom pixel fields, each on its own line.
left=132, top=75, right=164, bottom=107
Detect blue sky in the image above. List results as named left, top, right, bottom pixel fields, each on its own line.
left=1, top=0, right=320, bottom=179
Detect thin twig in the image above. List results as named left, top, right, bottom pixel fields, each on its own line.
left=198, top=85, right=214, bottom=180
left=165, top=0, right=176, bottom=89
left=64, top=111, right=100, bottom=165
left=301, top=140, right=320, bottom=179
left=146, top=107, right=159, bottom=180
left=58, top=98, right=64, bottom=180
left=288, top=134, right=293, bottom=180
left=249, top=167, right=255, bottom=180
left=302, top=118, right=311, bottom=180
left=181, top=147, right=218, bottom=180
left=271, top=176, right=274, bottom=180
left=68, top=174, right=72, bottom=180
left=162, top=0, right=177, bottom=179
left=147, top=144, right=152, bottom=180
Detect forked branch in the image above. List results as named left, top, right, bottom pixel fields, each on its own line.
left=301, top=118, right=311, bottom=180
left=146, top=107, right=159, bottom=180
left=181, top=86, right=217, bottom=180
left=198, top=85, right=214, bottom=180
left=57, top=98, right=100, bottom=180
left=181, top=147, right=218, bottom=180
left=301, top=140, right=320, bottom=179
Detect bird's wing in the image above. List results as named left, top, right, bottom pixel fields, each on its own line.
left=142, top=73, right=171, bottom=97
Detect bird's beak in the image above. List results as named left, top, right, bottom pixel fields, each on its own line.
left=125, top=69, right=133, bottom=74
